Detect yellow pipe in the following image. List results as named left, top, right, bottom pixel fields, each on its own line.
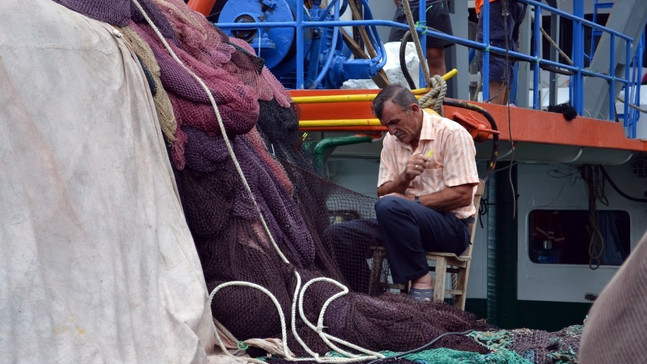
left=299, top=119, right=382, bottom=127
left=291, top=68, right=458, bottom=104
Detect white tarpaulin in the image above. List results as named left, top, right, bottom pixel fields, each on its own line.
left=0, top=1, right=233, bottom=362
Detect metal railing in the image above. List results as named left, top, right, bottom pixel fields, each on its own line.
left=214, top=0, right=640, bottom=137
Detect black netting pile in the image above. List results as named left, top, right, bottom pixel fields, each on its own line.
left=46, top=0, right=592, bottom=361
left=178, top=97, right=490, bottom=356
left=53, top=0, right=492, bottom=358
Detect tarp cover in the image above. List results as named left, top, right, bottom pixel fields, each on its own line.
left=0, top=1, right=226, bottom=362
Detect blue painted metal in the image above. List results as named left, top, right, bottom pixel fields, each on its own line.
left=532, top=4, right=541, bottom=109
left=218, top=0, right=388, bottom=89
left=609, top=34, right=616, bottom=120
left=220, top=0, right=297, bottom=70
left=215, top=0, right=642, bottom=137
left=572, top=0, right=585, bottom=115
left=618, top=32, right=643, bottom=139
left=627, top=32, right=645, bottom=138
left=587, top=0, right=615, bottom=63
left=417, top=0, right=427, bottom=87
left=481, top=0, right=491, bottom=102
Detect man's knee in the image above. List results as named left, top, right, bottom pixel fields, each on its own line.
left=375, top=196, right=409, bottom=219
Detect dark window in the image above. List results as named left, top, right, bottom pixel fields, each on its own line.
left=528, top=210, right=630, bottom=265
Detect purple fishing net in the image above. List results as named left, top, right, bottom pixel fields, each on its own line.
left=57, top=0, right=492, bottom=357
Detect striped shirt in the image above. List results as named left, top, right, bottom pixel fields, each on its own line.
left=377, top=109, right=479, bottom=219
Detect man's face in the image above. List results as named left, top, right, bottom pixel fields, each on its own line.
left=379, top=100, right=421, bottom=145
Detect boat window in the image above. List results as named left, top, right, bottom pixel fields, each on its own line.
left=528, top=210, right=630, bottom=266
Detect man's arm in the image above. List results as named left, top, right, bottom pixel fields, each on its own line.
left=418, top=183, right=475, bottom=212
left=377, top=174, right=412, bottom=197
left=377, top=153, right=431, bottom=197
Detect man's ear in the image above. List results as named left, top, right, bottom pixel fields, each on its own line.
left=410, top=103, right=421, bottom=113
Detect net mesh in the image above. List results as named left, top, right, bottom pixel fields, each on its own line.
left=53, top=0, right=585, bottom=361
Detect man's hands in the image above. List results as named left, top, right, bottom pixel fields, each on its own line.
left=377, top=152, right=431, bottom=197
left=404, top=153, right=431, bottom=181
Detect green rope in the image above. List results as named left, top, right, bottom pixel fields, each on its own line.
left=331, top=347, right=531, bottom=364
left=237, top=341, right=249, bottom=351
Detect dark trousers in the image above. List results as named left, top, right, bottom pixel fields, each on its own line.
left=323, top=196, right=469, bottom=292
left=375, top=196, right=469, bottom=284
left=323, top=218, right=379, bottom=293
left=477, top=0, right=527, bottom=84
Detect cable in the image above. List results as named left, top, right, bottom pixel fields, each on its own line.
left=365, top=329, right=475, bottom=364
left=600, top=166, right=647, bottom=203
left=442, top=99, right=499, bottom=182
left=499, top=0, right=518, bottom=219
left=399, top=30, right=418, bottom=89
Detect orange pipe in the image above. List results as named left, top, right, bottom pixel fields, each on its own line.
left=187, top=0, right=217, bottom=16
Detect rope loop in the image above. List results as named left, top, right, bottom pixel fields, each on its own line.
left=419, top=75, right=447, bottom=116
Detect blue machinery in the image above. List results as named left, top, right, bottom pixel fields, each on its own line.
left=214, top=0, right=645, bottom=138
left=218, top=0, right=389, bottom=89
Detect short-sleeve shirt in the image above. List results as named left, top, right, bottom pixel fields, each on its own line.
left=377, top=109, right=479, bottom=219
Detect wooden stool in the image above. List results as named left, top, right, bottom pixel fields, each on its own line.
left=368, top=179, right=485, bottom=310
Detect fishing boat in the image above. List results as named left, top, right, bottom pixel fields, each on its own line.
left=189, top=0, right=647, bottom=331
left=3, top=0, right=647, bottom=362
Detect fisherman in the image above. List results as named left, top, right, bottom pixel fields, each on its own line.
left=325, top=84, right=479, bottom=301
left=388, top=0, right=454, bottom=77
left=476, top=0, right=527, bottom=104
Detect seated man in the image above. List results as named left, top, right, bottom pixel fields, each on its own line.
left=325, top=85, right=478, bottom=301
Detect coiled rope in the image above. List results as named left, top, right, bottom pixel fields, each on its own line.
left=580, top=165, right=607, bottom=270
left=130, top=0, right=383, bottom=361
left=419, top=74, right=447, bottom=116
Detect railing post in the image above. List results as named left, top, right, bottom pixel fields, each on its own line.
left=532, top=3, right=541, bottom=110
left=419, top=0, right=427, bottom=87
left=608, top=34, right=615, bottom=121
left=571, top=0, right=584, bottom=115
left=482, top=0, right=490, bottom=102
left=625, top=38, right=635, bottom=137
left=296, top=0, right=304, bottom=89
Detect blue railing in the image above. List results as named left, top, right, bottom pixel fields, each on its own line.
left=214, top=0, right=640, bottom=137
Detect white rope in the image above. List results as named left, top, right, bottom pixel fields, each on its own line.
left=208, top=275, right=384, bottom=363
left=130, top=0, right=291, bottom=266
left=297, top=276, right=385, bottom=361
left=133, top=1, right=385, bottom=361
left=209, top=282, right=291, bottom=363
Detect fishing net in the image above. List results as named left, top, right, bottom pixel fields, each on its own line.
left=52, top=0, right=584, bottom=361
left=265, top=324, right=583, bottom=363
left=469, top=325, right=582, bottom=364
left=134, top=0, right=490, bottom=356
